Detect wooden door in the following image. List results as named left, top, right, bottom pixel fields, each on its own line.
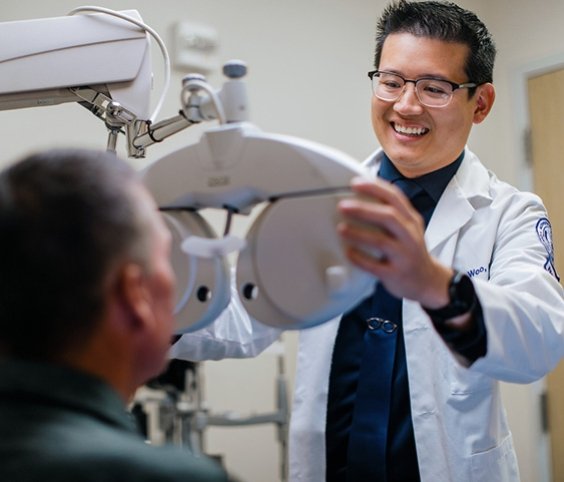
left=528, top=67, right=564, bottom=482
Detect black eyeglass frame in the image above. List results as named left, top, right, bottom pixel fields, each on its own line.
left=367, top=70, right=480, bottom=106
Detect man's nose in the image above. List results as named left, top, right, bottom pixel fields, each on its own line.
left=393, top=82, right=424, bottom=113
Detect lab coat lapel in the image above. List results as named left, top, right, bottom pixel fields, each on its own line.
left=425, top=149, right=492, bottom=258
left=425, top=181, right=474, bottom=256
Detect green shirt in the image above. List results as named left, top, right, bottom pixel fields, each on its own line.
left=0, top=359, right=229, bottom=482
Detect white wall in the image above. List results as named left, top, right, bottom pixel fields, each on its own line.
left=1, top=2, right=562, bottom=482
left=476, top=0, right=564, bottom=186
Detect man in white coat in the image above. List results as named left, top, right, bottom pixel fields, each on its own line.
left=171, top=1, right=564, bottom=480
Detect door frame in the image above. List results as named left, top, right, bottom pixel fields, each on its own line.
left=510, top=52, right=564, bottom=189
left=510, top=52, right=564, bottom=482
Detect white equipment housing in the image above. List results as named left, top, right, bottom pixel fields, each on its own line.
left=142, top=123, right=375, bottom=332
left=0, top=10, right=152, bottom=119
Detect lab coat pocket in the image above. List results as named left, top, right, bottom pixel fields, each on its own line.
left=470, top=434, right=519, bottom=481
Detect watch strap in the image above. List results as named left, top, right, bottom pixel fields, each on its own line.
left=423, top=270, right=476, bottom=322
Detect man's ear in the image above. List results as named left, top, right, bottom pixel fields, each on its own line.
left=114, top=263, right=154, bottom=330
left=473, top=82, right=495, bottom=124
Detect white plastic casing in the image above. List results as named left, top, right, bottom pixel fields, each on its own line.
left=0, top=10, right=152, bottom=118
left=142, top=123, right=375, bottom=332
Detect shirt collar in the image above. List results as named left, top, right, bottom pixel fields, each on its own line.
left=378, top=151, right=464, bottom=203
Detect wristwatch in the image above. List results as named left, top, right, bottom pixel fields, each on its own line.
left=423, top=270, right=476, bottom=322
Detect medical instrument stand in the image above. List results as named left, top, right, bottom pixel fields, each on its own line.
left=133, top=355, right=290, bottom=482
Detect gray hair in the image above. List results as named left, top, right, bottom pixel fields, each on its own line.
left=0, top=148, right=153, bottom=359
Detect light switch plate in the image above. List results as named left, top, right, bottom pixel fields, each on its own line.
left=172, top=21, right=219, bottom=73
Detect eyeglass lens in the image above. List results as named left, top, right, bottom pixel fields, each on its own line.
left=372, top=72, right=453, bottom=107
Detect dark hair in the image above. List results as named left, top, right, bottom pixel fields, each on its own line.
left=0, top=148, right=150, bottom=360
left=374, top=0, right=496, bottom=93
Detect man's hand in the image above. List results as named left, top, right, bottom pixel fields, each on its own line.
left=337, top=177, right=452, bottom=309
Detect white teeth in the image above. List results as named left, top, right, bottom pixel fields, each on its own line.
left=394, top=124, right=428, bottom=136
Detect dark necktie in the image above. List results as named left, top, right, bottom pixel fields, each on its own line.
left=337, top=179, right=432, bottom=481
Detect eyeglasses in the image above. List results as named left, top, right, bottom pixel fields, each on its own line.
left=368, top=70, right=479, bottom=108
left=366, top=317, right=398, bottom=334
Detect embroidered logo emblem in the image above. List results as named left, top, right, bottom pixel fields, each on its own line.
left=536, top=218, right=560, bottom=281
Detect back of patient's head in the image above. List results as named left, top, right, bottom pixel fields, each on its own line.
left=0, top=148, right=150, bottom=360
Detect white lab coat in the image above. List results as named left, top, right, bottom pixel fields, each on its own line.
left=171, top=148, right=564, bottom=482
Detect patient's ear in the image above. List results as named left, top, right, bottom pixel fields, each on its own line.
left=113, top=263, right=153, bottom=330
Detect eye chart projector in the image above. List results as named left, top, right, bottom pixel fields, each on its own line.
left=0, top=8, right=375, bottom=333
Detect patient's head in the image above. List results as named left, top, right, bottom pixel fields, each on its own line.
left=0, top=148, right=175, bottom=392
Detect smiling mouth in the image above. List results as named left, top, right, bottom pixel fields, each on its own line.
left=392, top=123, right=429, bottom=136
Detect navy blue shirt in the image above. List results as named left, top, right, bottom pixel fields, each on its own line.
left=326, top=152, right=486, bottom=481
